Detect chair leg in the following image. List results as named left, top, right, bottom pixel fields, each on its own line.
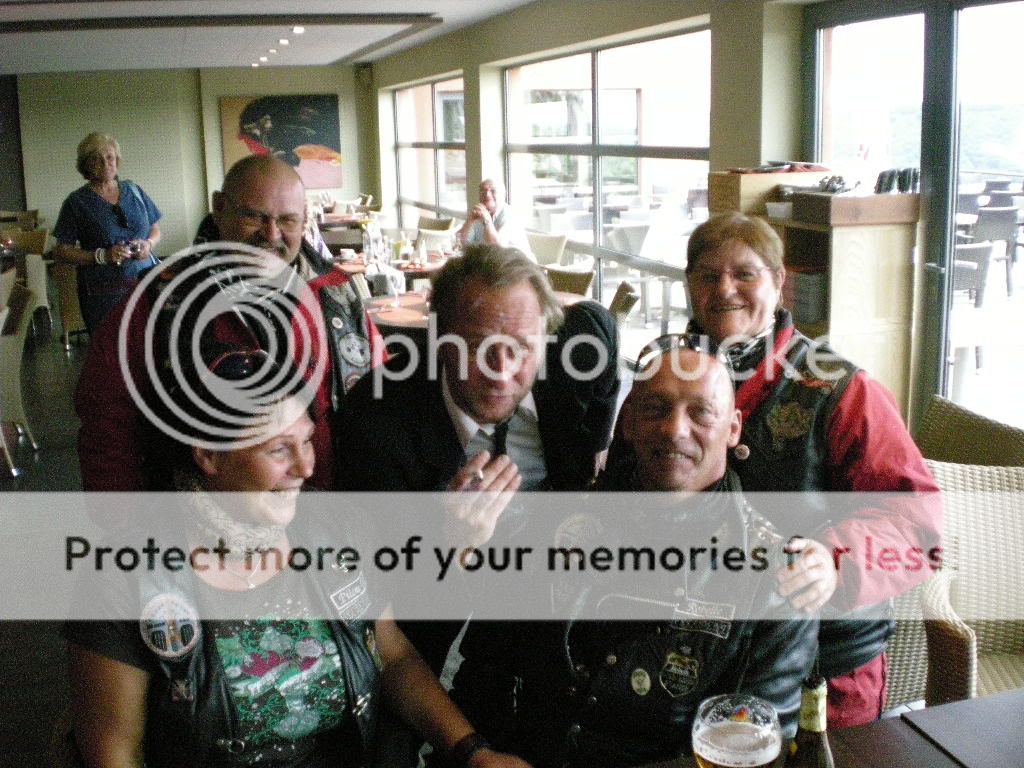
left=1007, top=257, right=1015, bottom=297
left=975, top=346, right=983, bottom=371
left=0, top=426, right=21, bottom=478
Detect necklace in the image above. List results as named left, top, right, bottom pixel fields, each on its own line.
left=221, top=552, right=266, bottom=590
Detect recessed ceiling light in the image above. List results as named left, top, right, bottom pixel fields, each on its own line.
left=293, top=26, right=305, bottom=35
left=269, top=48, right=278, bottom=54
left=259, top=56, right=268, bottom=62
left=279, top=38, right=290, bottom=45
left=252, top=63, right=259, bottom=68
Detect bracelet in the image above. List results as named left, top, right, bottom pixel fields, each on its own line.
left=94, top=247, right=107, bottom=265
left=449, top=732, right=490, bottom=768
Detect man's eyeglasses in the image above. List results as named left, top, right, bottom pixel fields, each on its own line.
left=112, top=203, right=129, bottom=229
left=690, top=266, right=772, bottom=286
left=223, top=195, right=304, bottom=235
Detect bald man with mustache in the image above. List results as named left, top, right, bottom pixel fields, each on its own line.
left=75, top=156, right=384, bottom=494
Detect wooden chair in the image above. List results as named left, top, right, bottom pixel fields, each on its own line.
left=23, top=252, right=52, bottom=332
left=0, top=283, right=39, bottom=476
left=545, top=267, right=594, bottom=296
left=915, top=395, right=1024, bottom=467
left=526, top=231, right=568, bottom=266
left=53, top=262, right=87, bottom=349
left=0, top=210, right=39, bottom=231
left=1, top=227, right=49, bottom=256
left=922, top=459, right=1024, bottom=705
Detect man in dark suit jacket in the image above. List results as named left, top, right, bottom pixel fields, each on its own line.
left=336, top=243, right=620, bottom=672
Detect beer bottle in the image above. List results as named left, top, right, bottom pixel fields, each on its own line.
left=787, top=675, right=834, bottom=767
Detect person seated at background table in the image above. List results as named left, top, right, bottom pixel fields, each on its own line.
left=682, top=211, right=940, bottom=728
left=75, top=155, right=384, bottom=494
left=337, top=243, right=619, bottom=674
left=64, top=344, right=529, bottom=768
left=53, top=132, right=162, bottom=333
left=444, top=337, right=817, bottom=768
left=457, top=179, right=534, bottom=259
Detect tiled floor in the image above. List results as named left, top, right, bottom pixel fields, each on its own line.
left=0, top=315, right=86, bottom=768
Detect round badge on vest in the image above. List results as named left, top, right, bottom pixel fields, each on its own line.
left=338, top=332, right=371, bottom=367
left=140, top=592, right=201, bottom=660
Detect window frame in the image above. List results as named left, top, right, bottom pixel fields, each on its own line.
left=801, top=0, right=1019, bottom=422
left=392, top=76, right=467, bottom=228
left=502, top=27, right=712, bottom=296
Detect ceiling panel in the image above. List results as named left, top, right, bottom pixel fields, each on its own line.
left=0, top=0, right=534, bottom=74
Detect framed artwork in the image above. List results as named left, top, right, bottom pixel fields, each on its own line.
left=220, top=94, right=343, bottom=189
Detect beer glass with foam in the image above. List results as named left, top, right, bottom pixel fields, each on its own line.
left=691, top=694, right=781, bottom=768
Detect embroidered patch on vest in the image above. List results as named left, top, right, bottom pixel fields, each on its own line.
left=140, top=593, right=201, bottom=660
left=766, top=401, right=813, bottom=448
left=659, top=652, right=699, bottom=698
left=330, top=572, right=370, bottom=619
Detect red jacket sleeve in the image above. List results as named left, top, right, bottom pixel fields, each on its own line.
left=74, top=294, right=151, bottom=491
left=819, top=372, right=943, bottom=610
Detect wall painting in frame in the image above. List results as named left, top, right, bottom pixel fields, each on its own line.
left=220, top=94, right=343, bottom=189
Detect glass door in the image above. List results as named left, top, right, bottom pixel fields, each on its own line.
left=947, top=1, right=1024, bottom=427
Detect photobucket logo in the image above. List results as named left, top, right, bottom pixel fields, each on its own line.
left=372, top=314, right=610, bottom=398
left=118, top=242, right=326, bottom=450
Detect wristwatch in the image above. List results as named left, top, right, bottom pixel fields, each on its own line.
left=450, top=732, right=490, bottom=768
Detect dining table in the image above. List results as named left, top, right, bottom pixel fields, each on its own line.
left=640, top=688, right=1024, bottom=768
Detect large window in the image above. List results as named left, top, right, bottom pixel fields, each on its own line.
left=393, top=76, right=465, bottom=227
left=807, top=0, right=1024, bottom=429
left=504, top=30, right=711, bottom=268
left=816, top=14, right=924, bottom=190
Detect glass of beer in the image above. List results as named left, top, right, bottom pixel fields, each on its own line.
left=692, top=693, right=781, bottom=768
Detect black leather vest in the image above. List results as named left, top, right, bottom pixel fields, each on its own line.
left=731, top=332, right=893, bottom=678
left=134, top=518, right=382, bottom=767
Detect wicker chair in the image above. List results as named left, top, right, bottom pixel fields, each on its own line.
left=921, top=459, right=1024, bottom=705
left=607, top=280, right=639, bottom=325
left=915, top=395, right=1024, bottom=466
left=546, top=268, right=594, bottom=296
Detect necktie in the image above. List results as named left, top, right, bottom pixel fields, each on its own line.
left=493, top=419, right=510, bottom=457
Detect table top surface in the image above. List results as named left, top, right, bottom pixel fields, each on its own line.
left=366, top=293, right=430, bottom=329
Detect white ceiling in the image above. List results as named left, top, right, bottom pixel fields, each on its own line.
left=0, top=0, right=538, bottom=75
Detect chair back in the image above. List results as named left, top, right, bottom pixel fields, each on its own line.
left=0, top=209, right=39, bottom=230
left=973, top=206, right=1017, bottom=245
left=418, top=229, right=454, bottom=254
left=24, top=252, right=51, bottom=316
left=957, top=192, right=982, bottom=216
left=53, top=262, right=87, bottom=347
left=916, top=395, right=1024, bottom=466
left=417, top=216, right=454, bottom=232
left=952, top=241, right=994, bottom=307
left=607, top=281, right=639, bottom=323
left=545, top=267, right=594, bottom=296
left=982, top=179, right=1014, bottom=194
left=526, top=232, right=568, bottom=266
left=1, top=228, right=48, bottom=255
left=357, top=193, right=374, bottom=206
left=0, top=268, right=14, bottom=312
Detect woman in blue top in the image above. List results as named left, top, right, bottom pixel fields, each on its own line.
left=54, top=132, right=162, bottom=333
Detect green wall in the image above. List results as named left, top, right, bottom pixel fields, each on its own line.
left=19, top=64, right=361, bottom=255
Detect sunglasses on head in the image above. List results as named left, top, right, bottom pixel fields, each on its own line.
left=112, top=203, right=129, bottom=229
left=207, top=349, right=272, bottom=382
left=634, top=333, right=731, bottom=373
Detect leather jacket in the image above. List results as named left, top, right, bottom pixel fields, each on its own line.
left=447, top=472, right=818, bottom=768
